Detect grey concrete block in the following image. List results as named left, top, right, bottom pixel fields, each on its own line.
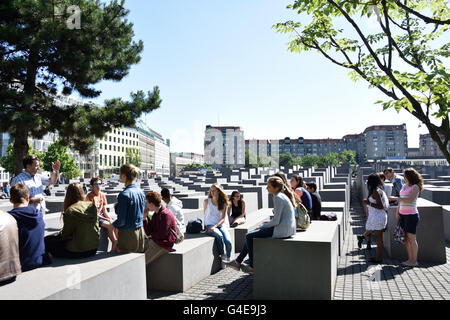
left=383, top=198, right=446, bottom=264
left=253, top=221, right=339, bottom=300
left=234, top=208, right=273, bottom=253
left=443, top=206, right=450, bottom=241
left=146, top=232, right=234, bottom=292
left=0, top=252, right=146, bottom=300
left=421, top=188, right=450, bottom=205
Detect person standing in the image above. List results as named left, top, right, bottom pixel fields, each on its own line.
left=203, top=184, right=232, bottom=264
left=227, top=176, right=296, bottom=274
left=383, top=167, right=404, bottom=203
left=3, top=183, right=10, bottom=198
left=397, top=168, right=423, bottom=267
left=10, top=156, right=61, bottom=215
left=112, top=164, right=147, bottom=254
left=357, top=173, right=389, bottom=263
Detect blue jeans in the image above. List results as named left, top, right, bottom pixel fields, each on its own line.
left=205, top=224, right=232, bottom=258
left=236, top=227, right=274, bottom=268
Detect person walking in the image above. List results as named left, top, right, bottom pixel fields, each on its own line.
left=397, top=168, right=423, bottom=267
left=357, top=173, right=389, bottom=263
left=203, top=184, right=232, bottom=265
left=226, top=176, right=296, bottom=274
left=112, top=164, right=147, bottom=254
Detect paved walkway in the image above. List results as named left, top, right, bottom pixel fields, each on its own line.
left=148, top=181, right=450, bottom=300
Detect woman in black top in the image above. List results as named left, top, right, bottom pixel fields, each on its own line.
left=227, top=191, right=246, bottom=228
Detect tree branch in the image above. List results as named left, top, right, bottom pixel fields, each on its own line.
left=395, top=0, right=450, bottom=25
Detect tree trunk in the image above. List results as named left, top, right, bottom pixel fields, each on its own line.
left=424, top=125, right=450, bottom=164
left=13, top=129, right=29, bottom=176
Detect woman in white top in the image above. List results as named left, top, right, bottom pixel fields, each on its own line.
left=358, top=173, right=389, bottom=263
left=203, top=184, right=232, bottom=263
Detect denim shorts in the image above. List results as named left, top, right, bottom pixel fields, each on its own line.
left=399, top=213, right=419, bottom=235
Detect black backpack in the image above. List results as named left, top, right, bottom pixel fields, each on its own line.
left=186, top=218, right=203, bottom=234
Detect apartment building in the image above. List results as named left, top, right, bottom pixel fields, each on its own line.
left=204, top=125, right=245, bottom=168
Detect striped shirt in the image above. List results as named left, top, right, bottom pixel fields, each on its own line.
left=10, top=171, right=49, bottom=214
left=399, top=184, right=419, bottom=215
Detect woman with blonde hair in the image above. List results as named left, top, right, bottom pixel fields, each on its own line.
left=203, top=184, right=232, bottom=265
left=44, top=183, right=99, bottom=258
left=396, top=168, right=423, bottom=267
left=226, top=176, right=296, bottom=274
left=112, top=164, right=147, bottom=253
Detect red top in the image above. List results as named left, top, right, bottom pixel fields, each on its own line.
left=143, top=205, right=177, bottom=251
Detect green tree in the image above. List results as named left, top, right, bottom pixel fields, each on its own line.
left=43, top=139, right=81, bottom=179
left=275, top=0, right=450, bottom=162
left=339, top=150, right=357, bottom=165
left=126, top=147, right=142, bottom=168
left=279, top=153, right=296, bottom=167
left=301, top=155, right=320, bottom=167
left=0, top=0, right=162, bottom=175
left=0, top=140, right=43, bottom=174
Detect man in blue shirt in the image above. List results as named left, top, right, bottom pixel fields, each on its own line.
left=383, top=167, right=404, bottom=204
left=10, top=156, right=61, bottom=215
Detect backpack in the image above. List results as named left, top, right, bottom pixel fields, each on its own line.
left=170, top=217, right=184, bottom=244
left=186, top=218, right=203, bottom=234
left=295, top=203, right=310, bottom=231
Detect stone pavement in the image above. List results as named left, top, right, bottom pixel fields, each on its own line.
left=148, top=180, right=450, bottom=300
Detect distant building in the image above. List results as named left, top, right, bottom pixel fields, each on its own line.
left=419, top=133, right=449, bottom=158
left=170, top=152, right=204, bottom=177
left=407, top=148, right=420, bottom=158
left=363, top=124, right=408, bottom=160
left=204, top=125, right=245, bottom=168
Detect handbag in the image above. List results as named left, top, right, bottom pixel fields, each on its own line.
left=295, top=203, right=310, bottom=231
left=186, top=218, right=203, bottom=234
left=393, top=223, right=405, bottom=244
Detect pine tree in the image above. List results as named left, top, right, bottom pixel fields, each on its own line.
left=0, top=0, right=162, bottom=175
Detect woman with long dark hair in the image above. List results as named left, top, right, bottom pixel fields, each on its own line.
left=227, top=191, right=246, bottom=228
left=290, top=174, right=313, bottom=215
left=357, top=173, right=389, bottom=263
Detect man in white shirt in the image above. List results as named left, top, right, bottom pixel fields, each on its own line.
left=10, top=156, right=61, bottom=215
left=161, top=188, right=185, bottom=231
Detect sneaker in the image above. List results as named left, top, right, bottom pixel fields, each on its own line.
left=225, top=259, right=241, bottom=271
left=244, top=258, right=251, bottom=265
left=231, top=222, right=239, bottom=228
left=240, top=264, right=254, bottom=274
left=366, top=241, right=372, bottom=251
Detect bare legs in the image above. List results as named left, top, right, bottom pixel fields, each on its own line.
left=405, top=233, right=418, bottom=264
left=101, top=221, right=119, bottom=253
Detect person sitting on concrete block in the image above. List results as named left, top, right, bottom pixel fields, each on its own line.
left=227, top=191, right=246, bottom=228
left=0, top=210, right=21, bottom=286
left=226, top=177, right=296, bottom=274
left=306, top=182, right=321, bottom=221
left=87, top=177, right=118, bottom=252
left=161, top=188, right=185, bottom=232
left=7, top=184, right=51, bottom=272
left=143, top=192, right=177, bottom=264
left=290, top=174, right=313, bottom=217
left=204, top=184, right=232, bottom=266
left=44, top=183, right=99, bottom=259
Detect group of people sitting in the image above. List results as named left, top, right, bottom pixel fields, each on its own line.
left=0, top=154, right=324, bottom=285
left=203, top=171, right=323, bottom=275
left=357, top=167, right=423, bottom=267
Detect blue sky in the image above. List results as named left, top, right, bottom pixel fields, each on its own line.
left=89, top=0, right=428, bottom=154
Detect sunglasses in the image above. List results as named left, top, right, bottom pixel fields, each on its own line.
left=93, top=183, right=103, bottom=187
